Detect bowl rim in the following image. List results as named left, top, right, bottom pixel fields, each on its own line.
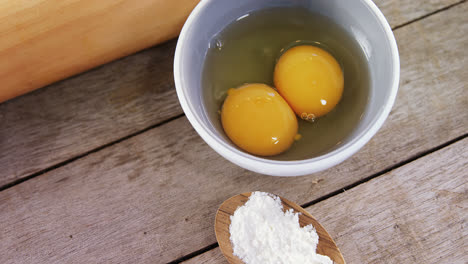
left=174, top=0, right=400, bottom=176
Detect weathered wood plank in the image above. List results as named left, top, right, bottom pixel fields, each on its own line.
left=183, top=137, right=468, bottom=264
left=0, top=39, right=182, bottom=186
left=0, top=3, right=467, bottom=263
left=0, top=0, right=461, bottom=187
left=378, top=0, right=463, bottom=27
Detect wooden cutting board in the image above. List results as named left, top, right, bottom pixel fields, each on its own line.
left=0, top=0, right=199, bottom=102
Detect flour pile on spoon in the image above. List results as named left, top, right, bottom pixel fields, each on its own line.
left=229, top=192, right=333, bottom=264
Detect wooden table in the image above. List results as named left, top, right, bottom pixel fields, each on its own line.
left=1, top=1, right=467, bottom=263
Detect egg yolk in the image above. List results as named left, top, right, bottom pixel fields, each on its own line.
left=221, top=83, right=298, bottom=156
left=274, top=45, right=344, bottom=119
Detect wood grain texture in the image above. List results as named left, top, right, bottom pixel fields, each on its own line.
left=378, top=0, right=461, bottom=27
left=0, top=39, right=182, bottom=187
left=0, top=0, right=199, bottom=102
left=0, top=0, right=461, bottom=187
left=215, top=193, right=344, bottom=264
left=0, top=3, right=467, bottom=263
left=184, top=137, right=468, bottom=264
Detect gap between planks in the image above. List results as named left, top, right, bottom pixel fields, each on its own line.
left=0, top=113, right=185, bottom=192
left=392, top=0, right=466, bottom=30
left=0, top=0, right=465, bottom=192
left=168, top=133, right=467, bottom=264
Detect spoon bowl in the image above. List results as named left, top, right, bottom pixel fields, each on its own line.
left=215, top=192, right=345, bottom=264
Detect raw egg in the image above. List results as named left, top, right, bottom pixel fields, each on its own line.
left=221, top=83, right=298, bottom=156
left=274, top=45, right=344, bottom=120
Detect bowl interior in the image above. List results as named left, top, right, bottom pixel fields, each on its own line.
left=176, top=0, right=397, bottom=167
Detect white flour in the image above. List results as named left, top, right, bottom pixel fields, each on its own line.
left=229, top=192, right=333, bottom=264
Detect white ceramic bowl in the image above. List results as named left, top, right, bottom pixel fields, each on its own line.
left=174, top=0, right=399, bottom=176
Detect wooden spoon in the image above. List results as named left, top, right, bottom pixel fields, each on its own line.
left=215, top=192, right=345, bottom=264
